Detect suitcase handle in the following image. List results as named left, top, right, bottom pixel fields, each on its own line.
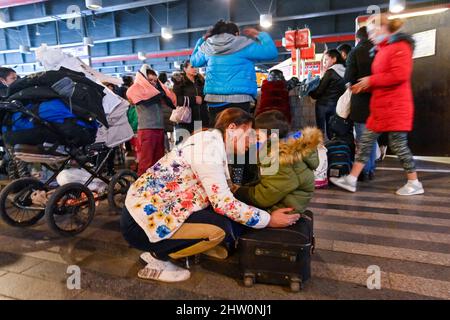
left=255, top=248, right=298, bottom=262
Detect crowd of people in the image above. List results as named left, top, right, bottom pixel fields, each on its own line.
left=0, top=14, right=424, bottom=283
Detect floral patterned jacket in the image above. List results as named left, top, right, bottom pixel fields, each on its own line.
left=125, top=129, right=270, bottom=243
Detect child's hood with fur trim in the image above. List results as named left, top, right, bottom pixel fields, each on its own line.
left=277, top=127, right=323, bottom=168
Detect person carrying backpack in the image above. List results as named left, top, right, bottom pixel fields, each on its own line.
left=330, top=15, right=424, bottom=196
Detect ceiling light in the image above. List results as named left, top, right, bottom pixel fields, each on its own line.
left=83, top=36, right=94, bottom=47
left=389, top=7, right=449, bottom=19
left=260, top=14, right=273, bottom=29
left=389, top=0, right=406, bottom=13
left=86, top=0, right=102, bottom=10
left=138, top=52, right=146, bottom=61
left=161, top=26, right=173, bottom=40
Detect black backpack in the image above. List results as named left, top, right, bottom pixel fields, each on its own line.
left=326, top=139, right=353, bottom=178
left=328, top=114, right=353, bottom=138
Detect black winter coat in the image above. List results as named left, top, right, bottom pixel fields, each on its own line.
left=344, top=39, right=374, bottom=123
left=172, top=74, right=208, bottom=131
left=0, top=83, right=8, bottom=98
left=309, top=68, right=346, bottom=108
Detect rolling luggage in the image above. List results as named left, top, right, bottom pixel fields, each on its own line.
left=238, top=211, right=314, bottom=292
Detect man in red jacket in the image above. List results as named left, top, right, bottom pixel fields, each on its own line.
left=330, top=15, right=424, bottom=196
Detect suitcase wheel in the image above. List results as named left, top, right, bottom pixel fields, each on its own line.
left=243, top=274, right=255, bottom=287
left=290, top=279, right=302, bottom=292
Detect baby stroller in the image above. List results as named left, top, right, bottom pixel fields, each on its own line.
left=0, top=99, right=137, bottom=237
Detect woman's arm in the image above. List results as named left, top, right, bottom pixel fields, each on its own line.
left=190, top=37, right=207, bottom=68
left=189, top=136, right=271, bottom=229
left=309, top=70, right=332, bottom=99
left=241, top=31, right=278, bottom=62
left=369, top=42, right=412, bottom=88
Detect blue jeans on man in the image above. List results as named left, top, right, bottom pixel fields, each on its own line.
left=354, top=122, right=377, bottom=175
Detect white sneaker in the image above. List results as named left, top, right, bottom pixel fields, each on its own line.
left=396, top=181, right=425, bottom=196
left=380, top=146, right=387, bottom=161
left=330, top=175, right=357, bottom=192
left=140, top=252, right=154, bottom=264
left=137, top=252, right=190, bottom=283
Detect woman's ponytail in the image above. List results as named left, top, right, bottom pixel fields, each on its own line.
left=388, top=18, right=405, bottom=33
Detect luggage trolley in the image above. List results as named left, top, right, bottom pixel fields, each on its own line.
left=0, top=100, right=137, bottom=236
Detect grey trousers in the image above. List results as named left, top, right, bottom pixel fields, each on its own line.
left=355, top=129, right=416, bottom=173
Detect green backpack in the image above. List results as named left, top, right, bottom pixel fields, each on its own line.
left=127, top=105, right=138, bottom=133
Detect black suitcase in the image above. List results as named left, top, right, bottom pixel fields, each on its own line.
left=237, top=211, right=314, bottom=292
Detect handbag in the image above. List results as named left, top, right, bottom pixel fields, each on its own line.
left=336, top=87, right=352, bottom=119
left=170, top=96, right=192, bottom=124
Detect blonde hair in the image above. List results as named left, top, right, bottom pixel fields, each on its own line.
left=380, top=14, right=405, bottom=33
left=368, top=13, right=405, bottom=34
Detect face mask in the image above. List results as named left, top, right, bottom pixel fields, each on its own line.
left=374, top=34, right=388, bottom=45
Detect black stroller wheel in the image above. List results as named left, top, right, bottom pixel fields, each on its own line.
left=45, top=183, right=95, bottom=237
left=0, top=178, right=46, bottom=227
left=107, top=169, right=138, bottom=214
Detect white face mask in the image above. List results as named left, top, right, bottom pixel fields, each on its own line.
left=373, top=34, right=388, bottom=45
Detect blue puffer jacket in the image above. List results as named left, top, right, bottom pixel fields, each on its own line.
left=190, top=32, right=278, bottom=98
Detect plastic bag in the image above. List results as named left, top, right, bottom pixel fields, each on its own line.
left=57, top=168, right=107, bottom=193
left=314, top=145, right=328, bottom=188
left=336, top=88, right=352, bottom=119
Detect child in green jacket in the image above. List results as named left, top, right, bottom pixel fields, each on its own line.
left=235, top=110, right=323, bottom=214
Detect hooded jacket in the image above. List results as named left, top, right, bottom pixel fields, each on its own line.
left=126, top=65, right=177, bottom=130
left=126, top=65, right=176, bottom=106
left=255, top=79, right=291, bottom=123
left=309, top=64, right=347, bottom=107
left=235, top=127, right=322, bottom=213
left=367, top=33, right=415, bottom=132
left=0, top=83, right=8, bottom=98
left=190, top=32, right=278, bottom=99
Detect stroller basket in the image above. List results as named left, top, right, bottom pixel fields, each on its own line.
left=13, top=144, right=69, bottom=165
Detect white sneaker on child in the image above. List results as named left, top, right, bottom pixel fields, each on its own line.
left=137, top=252, right=190, bottom=283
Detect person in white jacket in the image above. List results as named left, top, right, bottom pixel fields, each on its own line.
left=121, top=108, right=300, bottom=282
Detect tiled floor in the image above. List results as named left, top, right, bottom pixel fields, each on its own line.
left=0, top=158, right=449, bottom=300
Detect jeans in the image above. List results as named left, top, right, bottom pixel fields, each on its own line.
left=121, top=206, right=247, bottom=260
left=354, top=122, right=377, bottom=175
left=207, top=102, right=251, bottom=128
left=315, top=103, right=336, bottom=140
left=356, top=129, right=416, bottom=173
